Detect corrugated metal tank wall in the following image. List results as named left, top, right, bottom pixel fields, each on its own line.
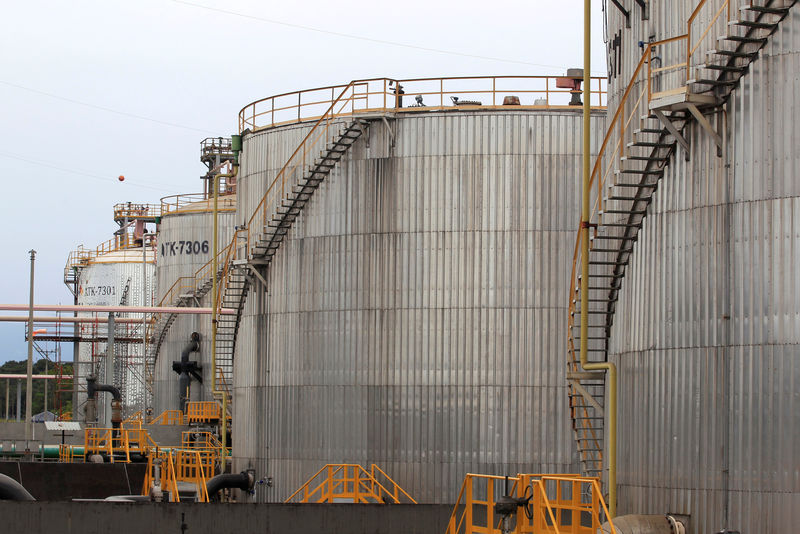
left=76, top=251, right=155, bottom=420
left=606, top=3, right=800, bottom=533
left=153, top=202, right=236, bottom=415
left=233, top=109, right=606, bottom=503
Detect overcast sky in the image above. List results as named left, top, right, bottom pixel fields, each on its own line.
left=0, top=0, right=608, bottom=365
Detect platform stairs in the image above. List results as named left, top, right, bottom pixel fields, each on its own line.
left=144, top=246, right=229, bottom=392
left=212, top=82, right=377, bottom=417
left=566, top=0, right=795, bottom=483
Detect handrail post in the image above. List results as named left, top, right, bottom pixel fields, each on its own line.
left=465, top=476, right=473, bottom=533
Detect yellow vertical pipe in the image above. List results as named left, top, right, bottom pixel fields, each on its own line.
left=210, top=172, right=227, bottom=469
left=581, top=0, right=617, bottom=518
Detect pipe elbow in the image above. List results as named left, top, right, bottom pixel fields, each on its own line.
left=181, top=332, right=201, bottom=363
left=206, top=471, right=254, bottom=501
left=0, top=474, right=35, bottom=501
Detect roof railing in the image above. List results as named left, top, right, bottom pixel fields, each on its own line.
left=239, top=75, right=608, bottom=133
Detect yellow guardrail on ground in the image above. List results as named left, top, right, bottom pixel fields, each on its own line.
left=285, top=463, right=416, bottom=504
left=446, top=473, right=614, bottom=534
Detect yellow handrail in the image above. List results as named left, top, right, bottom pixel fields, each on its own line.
left=285, top=463, right=415, bottom=504
left=159, top=192, right=237, bottom=216
left=239, top=76, right=609, bottom=133
left=113, top=202, right=162, bottom=221
left=369, top=464, right=418, bottom=504
left=64, top=232, right=156, bottom=285
left=445, top=473, right=614, bottom=534
left=148, top=409, right=185, bottom=425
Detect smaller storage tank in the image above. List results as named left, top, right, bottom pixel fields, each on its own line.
left=152, top=192, right=236, bottom=415
left=73, top=237, right=156, bottom=424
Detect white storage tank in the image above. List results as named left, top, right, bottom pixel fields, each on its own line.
left=74, top=243, right=155, bottom=422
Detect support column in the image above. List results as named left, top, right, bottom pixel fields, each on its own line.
left=16, top=380, right=22, bottom=421
left=25, top=250, right=36, bottom=439
left=105, top=312, right=115, bottom=429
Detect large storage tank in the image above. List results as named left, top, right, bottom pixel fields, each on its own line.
left=231, top=77, right=607, bottom=503
left=152, top=193, right=236, bottom=415
left=74, top=244, right=155, bottom=422
left=599, top=3, right=800, bottom=532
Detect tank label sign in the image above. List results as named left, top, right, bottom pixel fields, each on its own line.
left=82, top=285, right=116, bottom=297
left=78, top=265, right=122, bottom=306
left=161, top=240, right=209, bottom=256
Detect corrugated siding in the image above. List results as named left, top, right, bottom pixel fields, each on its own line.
left=608, top=5, right=800, bottom=533
left=153, top=209, right=235, bottom=414
left=233, top=110, right=606, bottom=503
left=76, top=257, right=155, bottom=420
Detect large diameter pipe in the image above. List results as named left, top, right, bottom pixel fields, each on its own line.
left=581, top=0, right=617, bottom=517
left=105, top=313, right=115, bottom=429
left=0, top=444, right=85, bottom=458
left=0, top=316, right=145, bottom=324
left=0, top=473, right=35, bottom=501
left=0, top=304, right=236, bottom=315
left=206, top=471, right=254, bottom=501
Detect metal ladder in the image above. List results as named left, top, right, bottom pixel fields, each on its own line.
left=568, top=0, right=795, bottom=482
left=212, top=116, right=373, bottom=415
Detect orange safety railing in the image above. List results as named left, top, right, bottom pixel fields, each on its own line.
left=216, top=367, right=232, bottom=404
left=84, top=427, right=160, bottom=463
left=84, top=428, right=114, bottom=459
left=122, top=411, right=144, bottom=429
left=113, top=202, right=162, bottom=222
left=644, top=0, right=737, bottom=103
left=239, top=76, right=607, bottom=133
left=174, top=449, right=212, bottom=502
left=185, top=401, right=221, bottom=423
left=369, top=464, right=417, bottom=504
left=64, top=232, right=156, bottom=286
left=445, top=474, right=614, bottom=534
left=285, top=464, right=416, bottom=504
left=159, top=192, right=237, bottom=216
left=142, top=448, right=213, bottom=502
left=181, top=431, right=223, bottom=451
left=59, top=444, right=79, bottom=463
left=149, top=409, right=185, bottom=425
left=143, top=449, right=181, bottom=501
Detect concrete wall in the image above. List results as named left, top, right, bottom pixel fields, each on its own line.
left=0, top=462, right=146, bottom=501
left=0, top=502, right=452, bottom=534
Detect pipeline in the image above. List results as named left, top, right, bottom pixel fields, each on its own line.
left=0, top=444, right=84, bottom=458
left=86, top=375, right=122, bottom=432
left=206, top=471, right=254, bottom=501
left=0, top=473, right=35, bottom=501
left=602, top=515, right=687, bottom=534
left=173, top=333, right=202, bottom=412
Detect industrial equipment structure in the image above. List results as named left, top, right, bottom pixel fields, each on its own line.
left=224, top=76, right=608, bottom=503
left=568, top=1, right=798, bottom=532
left=64, top=212, right=157, bottom=423
left=150, top=138, right=237, bottom=416
left=1, top=3, right=793, bottom=533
